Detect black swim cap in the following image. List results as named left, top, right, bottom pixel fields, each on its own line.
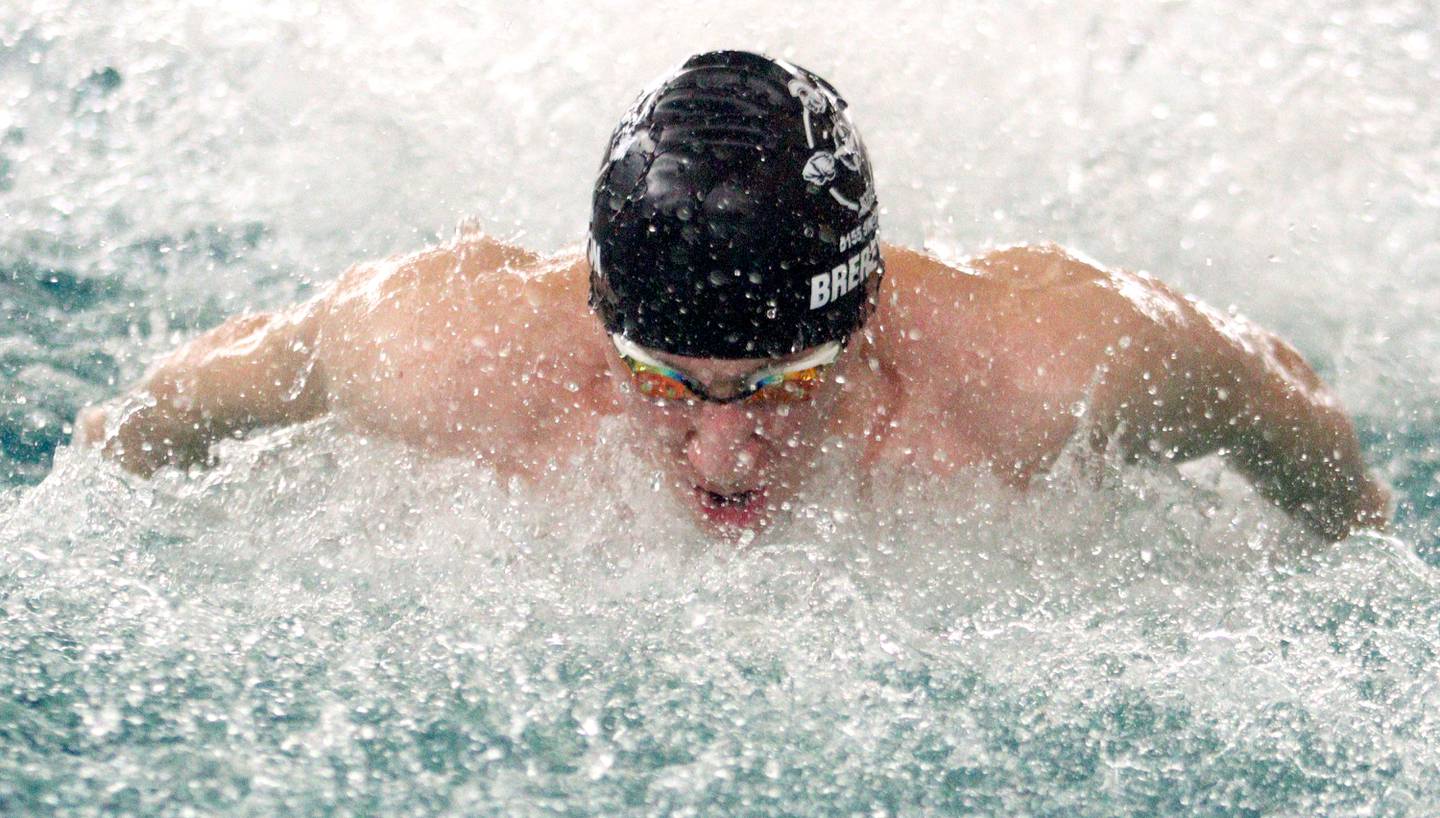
left=589, top=50, right=882, bottom=359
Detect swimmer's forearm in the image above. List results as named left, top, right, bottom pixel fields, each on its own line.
left=75, top=307, right=328, bottom=476
left=1109, top=287, right=1390, bottom=541
left=1210, top=330, right=1390, bottom=540
left=1226, top=381, right=1390, bottom=541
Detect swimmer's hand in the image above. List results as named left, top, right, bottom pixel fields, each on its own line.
left=73, top=400, right=215, bottom=477
left=74, top=305, right=328, bottom=478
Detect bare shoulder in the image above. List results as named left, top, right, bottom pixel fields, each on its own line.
left=953, top=243, right=1251, bottom=445
left=968, top=241, right=1112, bottom=289
left=870, top=242, right=1210, bottom=472
left=873, top=241, right=1120, bottom=353
left=868, top=241, right=1363, bottom=499
left=947, top=242, right=1209, bottom=345
left=313, top=230, right=609, bottom=466
left=876, top=241, right=1111, bottom=314
left=974, top=245, right=1217, bottom=377
left=324, top=232, right=545, bottom=315
left=320, top=231, right=591, bottom=348
left=873, top=243, right=984, bottom=327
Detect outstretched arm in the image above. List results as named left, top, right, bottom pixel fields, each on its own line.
left=1089, top=269, right=1390, bottom=541
left=74, top=233, right=560, bottom=477
left=1187, top=306, right=1388, bottom=540
left=73, top=300, right=328, bottom=476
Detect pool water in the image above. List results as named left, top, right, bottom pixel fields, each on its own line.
left=3, top=1, right=1440, bottom=814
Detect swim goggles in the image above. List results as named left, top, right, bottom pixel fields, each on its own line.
left=611, top=334, right=842, bottom=405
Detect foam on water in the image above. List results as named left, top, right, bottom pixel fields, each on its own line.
left=3, top=0, right=1440, bottom=813
left=3, top=426, right=1437, bottom=814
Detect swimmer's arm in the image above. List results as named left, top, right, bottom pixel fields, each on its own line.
left=73, top=235, right=552, bottom=477
left=73, top=300, right=328, bottom=477
left=1199, top=314, right=1389, bottom=541
left=1093, top=281, right=1390, bottom=541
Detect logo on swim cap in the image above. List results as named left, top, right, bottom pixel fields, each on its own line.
left=786, top=72, right=872, bottom=213
left=588, top=50, right=883, bottom=359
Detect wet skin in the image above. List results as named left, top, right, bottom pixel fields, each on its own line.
left=603, top=342, right=883, bottom=534
left=75, top=234, right=1390, bottom=541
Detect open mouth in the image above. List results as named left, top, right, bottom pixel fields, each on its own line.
left=701, top=489, right=757, bottom=508
left=693, top=486, right=767, bottom=529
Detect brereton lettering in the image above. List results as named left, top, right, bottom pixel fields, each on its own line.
left=809, top=238, right=879, bottom=309
left=810, top=271, right=831, bottom=309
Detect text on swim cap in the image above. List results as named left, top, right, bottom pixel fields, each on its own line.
left=809, top=238, right=881, bottom=310
left=838, top=212, right=880, bottom=252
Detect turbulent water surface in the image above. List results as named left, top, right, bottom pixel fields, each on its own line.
left=3, top=1, right=1440, bottom=814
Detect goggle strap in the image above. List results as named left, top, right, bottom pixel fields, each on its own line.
left=750, top=341, right=843, bottom=380
left=611, top=334, right=674, bottom=372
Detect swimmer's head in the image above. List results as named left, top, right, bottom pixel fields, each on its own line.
left=588, top=50, right=883, bottom=360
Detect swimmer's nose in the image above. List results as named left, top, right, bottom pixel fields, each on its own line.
left=685, top=402, right=767, bottom=487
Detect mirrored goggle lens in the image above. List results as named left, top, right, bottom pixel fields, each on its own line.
left=632, top=369, right=698, bottom=401
left=742, top=368, right=825, bottom=404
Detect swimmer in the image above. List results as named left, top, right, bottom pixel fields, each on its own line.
left=74, top=50, right=1389, bottom=541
